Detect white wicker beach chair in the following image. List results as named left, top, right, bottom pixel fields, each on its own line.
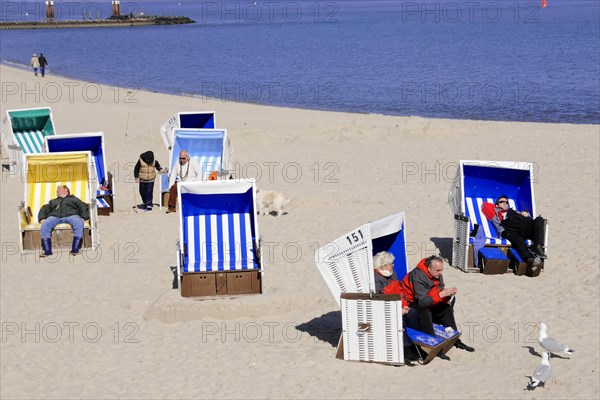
left=315, top=212, right=461, bottom=365
left=315, top=212, right=411, bottom=365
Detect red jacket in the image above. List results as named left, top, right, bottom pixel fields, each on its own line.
left=481, top=202, right=504, bottom=221
left=400, top=258, right=447, bottom=307
left=381, top=280, right=408, bottom=307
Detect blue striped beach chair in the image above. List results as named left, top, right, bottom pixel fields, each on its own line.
left=315, top=212, right=458, bottom=365
left=176, top=179, right=262, bottom=297
left=160, top=111, right=215, bottom=151
left=1, top=107, right=56, bottom=168
left=160, top=128, right=236, bottom=208
left=448, top=160, right=548, bottom=273
left=19, top=152, right=99, bottom=253
left=45, top=132, right=114, bottom=215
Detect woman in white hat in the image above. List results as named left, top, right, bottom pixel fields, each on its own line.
left=30, top=53, right=40, bottom=76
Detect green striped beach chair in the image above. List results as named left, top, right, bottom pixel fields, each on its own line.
left=1, top=107, right=56, bottom=168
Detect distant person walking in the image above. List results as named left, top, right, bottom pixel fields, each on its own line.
left=38, top=53, right=48, bottom=77
left=30, top=53, right=40, bottom=76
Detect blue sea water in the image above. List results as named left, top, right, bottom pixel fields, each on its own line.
left=1, top=0, right=599, bottom=124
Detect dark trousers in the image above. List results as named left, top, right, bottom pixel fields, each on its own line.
left=403, top=307, right=419, bottom=345
left=139, top=180, right=154, bottom=209
left=501, top=216, right=545, bottom=261
left=414, top=302, right=457, bottom=336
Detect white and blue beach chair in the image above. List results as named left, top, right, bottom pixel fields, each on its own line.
left=176, top=179, right=262, bottom=297
left=448, top=160, right=548, bottom=273
left=45, top=132, right=114, bottom=216
left=170, top=128, right=232, bottom=179
left=1, top=107, right=56, bottom=168
left=314, top=212, right=459, bottom=365
left=160, top=111, right=216, bottom=151
left=160, top=128, right=236, bottom=207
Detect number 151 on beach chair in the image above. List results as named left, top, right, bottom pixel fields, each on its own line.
left=175, top=179, right=263, bottom=297
left=314, top=212, right=461, bottom=366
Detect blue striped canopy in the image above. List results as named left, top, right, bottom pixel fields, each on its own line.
left=179, top=181, right=259, bottom=272
left=171, top=129, right=225, bottom=177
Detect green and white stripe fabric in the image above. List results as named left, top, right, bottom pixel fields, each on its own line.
left=14, top=130, right=44, bottom=154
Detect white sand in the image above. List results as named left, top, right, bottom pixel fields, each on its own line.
left=1, top=64, right=598, bottom=399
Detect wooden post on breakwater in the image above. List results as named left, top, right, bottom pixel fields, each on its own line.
left=112, top=1, right=121, bottom=18
left=45, top=1, right=54, bottom=20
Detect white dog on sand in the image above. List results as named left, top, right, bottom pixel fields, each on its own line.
left=256, top=189, right=291, bottom=217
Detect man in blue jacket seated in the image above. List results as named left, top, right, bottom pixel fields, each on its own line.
left=38, top=185, right=90, bottom=256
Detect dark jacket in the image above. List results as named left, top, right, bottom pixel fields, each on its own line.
left=401, top=258, right=447, bottom=308
left=134, top=151, right=162, bottom=180
left=38, top=195, right=90, bottom=221
left=38, top=55, right=48, bottom=67
left=374, top=270, right=398, bottom=294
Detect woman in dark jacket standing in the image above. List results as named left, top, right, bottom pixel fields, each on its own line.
left=134, top=150, right=164, bottom=211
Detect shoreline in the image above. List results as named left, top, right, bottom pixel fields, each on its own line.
left=3, top=62, right=597, bottom=128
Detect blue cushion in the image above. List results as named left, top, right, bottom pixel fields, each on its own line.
left=479, top=247, right=508, bottom=260
left=507, top=248, right=524, bottom=263
left=406, top=328, right=445, bottom=347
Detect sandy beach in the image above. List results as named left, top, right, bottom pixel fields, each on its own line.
left=1, top=64, right=599, bottom=399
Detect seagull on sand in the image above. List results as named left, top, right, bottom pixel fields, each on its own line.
left=527, top=352, right=552, bottom=390
left=538, top=323, right=575, bottom=356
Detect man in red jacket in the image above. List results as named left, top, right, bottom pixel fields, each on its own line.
left=401, top=255, right=474, bottom=352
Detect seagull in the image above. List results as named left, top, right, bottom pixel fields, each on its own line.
left=527, top=352, right=551, bottom=390
left=539, top=323, right=575, bottom=356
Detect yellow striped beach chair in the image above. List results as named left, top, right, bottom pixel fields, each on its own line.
left=19, top=152, right=99, bottom=253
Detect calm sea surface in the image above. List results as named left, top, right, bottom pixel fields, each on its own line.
left=1, top=0, right=599, bottom=124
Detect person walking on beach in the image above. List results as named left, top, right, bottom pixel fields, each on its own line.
left=38, top=53, right=48, bottom=77
left=30, top=54, right=40, bottom=76
left=134, top=150, right=165, bottom=211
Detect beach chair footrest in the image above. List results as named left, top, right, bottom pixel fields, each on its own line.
left=478, top=247, right=509, bottom=275
left=97, top=205, right=111, bottom=216
left=22, top=228, right=92, bottom=251
left=180, top=270, right=261, bottom=297
left=97, top=194, right=113, bottom=214
left=507, top=248, right=543, bottom=277
left=507, top=248, right=527, bottom=276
